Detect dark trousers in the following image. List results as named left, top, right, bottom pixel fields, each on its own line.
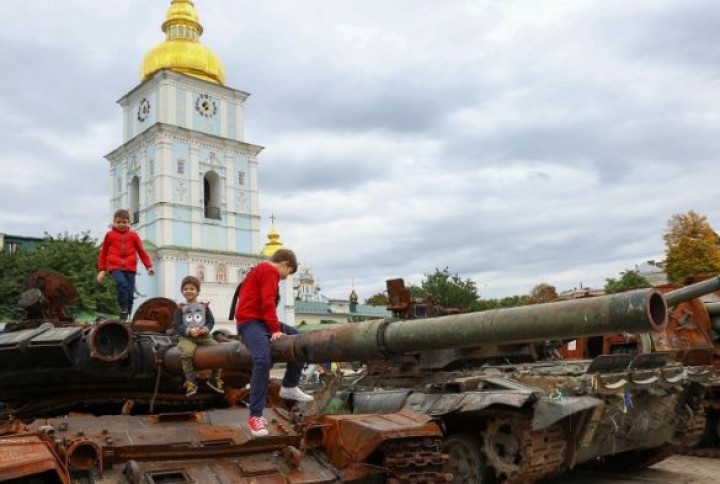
left=237, top=320, right=302, bottom=417
left=110, top=270, right=136, bottom=315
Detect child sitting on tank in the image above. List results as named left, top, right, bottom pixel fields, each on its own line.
left=173, top=276, right=224, bottom=396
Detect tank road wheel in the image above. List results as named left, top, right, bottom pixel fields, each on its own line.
left=443, top=434, right=490, bottom=483
left=482, top=417, right=524, bottom=479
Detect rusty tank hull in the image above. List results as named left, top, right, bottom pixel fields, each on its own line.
left=0, top=406, right=452, bottom=483
left=0, top=272, right=455, bottom=483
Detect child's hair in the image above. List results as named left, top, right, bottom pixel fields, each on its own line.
left=181, top=275, right=201, bottom=292
left=113, top=209, right=131, bottom=221
left=270, top=248, right=298, bottom=274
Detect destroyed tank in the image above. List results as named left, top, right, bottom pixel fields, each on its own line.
left=0, top=271, right=453, bottom=483
left=300, top=278, right=707, bottom=483
left=558, top=275, right=720, bottom=457
left=0, top=271, right=689, bottom=482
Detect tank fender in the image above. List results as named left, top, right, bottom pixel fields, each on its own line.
left=531, top=395, right=604, bottom=431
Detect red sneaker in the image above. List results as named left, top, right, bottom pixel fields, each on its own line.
left=247, top=416, right=268, bottom=437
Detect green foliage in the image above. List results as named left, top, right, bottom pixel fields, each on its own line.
left=365, top=292, right=389, bottom=306
left=420, top=267, right=479, bottom=311
left=604, top=270, right=651, bottom=294
left=663, top=211, right=720, bottom=283
left=0, top=231, right=119, bottom=320
left=406, top=284, right=426, bottom=298
left=0, top=247, right=34, bottom=320
left=475, top=294, right=531, bottom=311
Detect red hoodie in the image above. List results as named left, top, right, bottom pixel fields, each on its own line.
left=98, top=227, right=153, bottom=273
left=235, top=262, right=281, bottom=333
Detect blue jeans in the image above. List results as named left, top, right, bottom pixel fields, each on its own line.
left=237, top=320, right=302, bottom=417
left=110, top=270, right=136, bottom=315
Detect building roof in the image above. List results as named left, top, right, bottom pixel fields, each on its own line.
left=295, top=299, right=390, bottom=318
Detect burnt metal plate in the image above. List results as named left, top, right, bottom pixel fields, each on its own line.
left=28, top=327, right=83, bottom=345
left=353, top=390, right=412, bottom=414
left=629, top=352, right=671, bottom=369
left=27, top=327, right=83, bottom=367
left=236, top=456, right=280, bottom=475
left=586, top=354, right=633, bottom=373
left=532, top=395, right=604, bottom=431
left=0, top=328, right=48, bottom=347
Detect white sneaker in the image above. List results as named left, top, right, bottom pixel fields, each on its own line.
left=279, top=386, right=314, bottom=402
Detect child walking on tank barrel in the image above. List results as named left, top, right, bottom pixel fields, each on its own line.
left=174, top=276, right=224, bottom=396
left=96, top=208, right=154, bottom=321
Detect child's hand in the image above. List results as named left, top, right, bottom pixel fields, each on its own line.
left=148, top=268, right=155, bottom=276
left=96, top=271, right=106, bottom=284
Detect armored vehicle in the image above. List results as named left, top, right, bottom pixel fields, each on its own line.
left=558, top=275, right=720, bottom=456
left=308, top=278, right=707, bottom=483
left=0, top=271, right=453, bottom=482
left=0, top=271, right=689, bottom=482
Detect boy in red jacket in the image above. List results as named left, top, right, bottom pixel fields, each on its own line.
left=97, top=209, right=154, bottom=321
left=235, top=248, right=313, bottom=437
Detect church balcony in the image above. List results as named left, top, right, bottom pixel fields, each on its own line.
left=205, top=206, right=221, bottom=220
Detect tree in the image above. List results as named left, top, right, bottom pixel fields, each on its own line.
left=0, top=231, right=119, bottom=320
left=663, top=211, right=720, bottom=282
left=604, top=270, right=651, bottom=294
left=406, top=284, right=426, bottom=298
left=365, top=292, right=389, bottom=306
left=420, top=267, right=480, bottom=311
left=529, top=283, right=558, bottom=303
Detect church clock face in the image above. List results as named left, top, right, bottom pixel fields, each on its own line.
left=137, top=98, right=150, bottom=122
left=195, top=94, right=218, bottom=118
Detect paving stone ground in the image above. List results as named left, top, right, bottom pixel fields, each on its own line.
left=546, top=455, right=720, bottom=483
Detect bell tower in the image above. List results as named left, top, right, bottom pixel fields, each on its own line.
left=105, top=0, right=265, bottom=319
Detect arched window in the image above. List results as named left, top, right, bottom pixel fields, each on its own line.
left=130, top=176, right=140, bottom=224
left=197, top=265, right=205, bottom=282
left=203, top=170, right=222, bottom=219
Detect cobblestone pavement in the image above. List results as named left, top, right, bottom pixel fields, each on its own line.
left=546, top=455, right=720, bottom=483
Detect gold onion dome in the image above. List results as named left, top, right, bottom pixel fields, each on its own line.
left=262, top=226, right=285, bottom=257
left=141, top=0, right=226, bottom=85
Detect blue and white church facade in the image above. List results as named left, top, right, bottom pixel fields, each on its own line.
left=103, top=0, right=294, bottom=324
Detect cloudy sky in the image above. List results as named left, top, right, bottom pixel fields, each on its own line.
left=1, top=0, right=719, bottom=301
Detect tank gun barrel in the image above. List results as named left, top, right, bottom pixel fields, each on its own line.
left=167, top=288, right=667, bottom=370
left=284, top=288, right=666, bottom=363
left=665, top=276, right=720, bottom=306
left=706, top=302, right=720, bottom=316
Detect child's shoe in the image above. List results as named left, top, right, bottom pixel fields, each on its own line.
left=279, top=386, right=314, bottom=402
left=206, top=376, right=224, bottom=394
left=247, top=415, right=268, bottom=437
left=184, top=374, right=198, bottom=397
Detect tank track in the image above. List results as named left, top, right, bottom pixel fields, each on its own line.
left=482, top=414, right=567, bottom=483
left=383, top=437, right=453, bottom=483
left=674, top=406, right=707, bottom=449
left=678, top=401, right=718, bottom=457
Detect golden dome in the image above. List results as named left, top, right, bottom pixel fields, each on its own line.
left=141, top=0, right=226, bottom=85
left=262, top=226, right=285, bottom=257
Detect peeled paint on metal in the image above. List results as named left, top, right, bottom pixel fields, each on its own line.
left=317, top=409, right=442, bottom=468
left=0, top=435, right=69, bottom=483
